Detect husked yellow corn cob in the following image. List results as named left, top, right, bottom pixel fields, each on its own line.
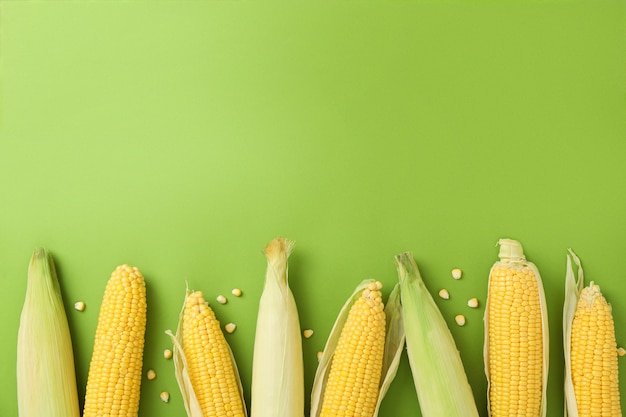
left=83, top=265, right=147, bottom=417
left=570, top=282, right=621, bottom=417
left=182, top=291, right=246, bottom=417
left=485, top=239, right=548, bottom=417
left=319, top=281, right=386, bottom=417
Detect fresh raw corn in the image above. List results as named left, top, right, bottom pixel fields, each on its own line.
left=17, top=248, right=80, bottom=417
left=310, top=280, right=405, bottom=417
left=484, top=239, right=549, bottom=417
left=166, top=290, right=246, bottom=417
left=563, top=249, right=622, bottom=417
left=83, top=264, right=147, bottom=417
left=395, top=251, right=479, bottom=417
left=251, top=237, right=304, bottom=417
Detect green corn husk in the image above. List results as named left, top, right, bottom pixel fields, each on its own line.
left=395, top=251, right=479, bottom=417
left=16, top=248, right=80, bottom=417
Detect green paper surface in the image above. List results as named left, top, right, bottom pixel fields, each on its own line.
left=1, top=1, right=625, bottom=416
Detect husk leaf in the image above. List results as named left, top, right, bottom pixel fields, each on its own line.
left=563, top=249, right=584, bottom=417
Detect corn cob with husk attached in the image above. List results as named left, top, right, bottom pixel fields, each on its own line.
left=310, top=279, right=405, bottom=417
left=564, top=249, right=622, bottom=417
left=484, top=238, right=549, bottom=417
left=395, top=251, right=479, bottom=417
left=250, top=237, right=304, bottom=417
left=83, top=264, right=147, bottom=417
left=166, top=289, right=247, bottom=417
left=17, top=248, right=81, bottom=417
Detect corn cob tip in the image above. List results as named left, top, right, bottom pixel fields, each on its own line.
left=496, top=238, right=526, bottom=262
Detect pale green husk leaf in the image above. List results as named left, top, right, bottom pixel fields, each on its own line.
left=395, top=251, right=479, bottom=417
left=563, top=249, right=584, bottom=417
left=166, top=287, right=247, bottom=417
left=17, top=248, right=80, bottom=417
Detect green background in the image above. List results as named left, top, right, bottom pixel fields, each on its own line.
left=1, top=1, right=625, bottom=416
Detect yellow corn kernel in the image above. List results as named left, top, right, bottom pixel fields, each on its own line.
left=83, top=265, right=147, bottom=417
left=485, top=239, right=548, bottom=417
left=182, top=291, right=245, bottom=417
left=570, top=283, right=621, bottom=417
left=319, top=281, right=386, bottom=417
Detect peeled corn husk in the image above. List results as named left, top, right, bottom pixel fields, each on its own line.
left=16, top=248, right=80, bottom=417
left=395, top=251, right=479, bottom=417
left=250, top=237, right=304, bottom=417
left=563, top=249, right=584, bottom=417
left=166, top=288, right=247, bottom=417
left=309, top=280, right=405, bottom=417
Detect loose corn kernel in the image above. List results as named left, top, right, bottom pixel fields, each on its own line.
left=438, top=289, right=450, bottom=299
left=225, top=322, right=237, bottom=334
left=454, top=314, right=466, bottom=326
left=160, top=391, right=170, bottom=403
left=163, top=349, right=173, bottom=360
left=303, top=329, right=314, bottom=339
left=146, top=369, right=156, bottom=380
left=618, top=347, right=626, bottom=357
left=231, top=288, right=242, bottom=297
left=467, top=298, right=479, bottom=308
left=216, top=295, right=227, bottom=304
left=451, top=268, right=463, bottom=280
left=74, top=301, right=86, bottom=312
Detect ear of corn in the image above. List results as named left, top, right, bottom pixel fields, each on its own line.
left=16, top=248, right=80, bottom=417
left=484, top=238, right=549, bottom=417
left=250, top=237, right=304, bottom=417
left=395, top=251, right=479, bottom=417
left=310, top=279, right=404, bottom=417
left=83, top=264, right=147, bottom=417
left=564, top=249, right=622, bottom=417
left=166, top=288, right=247, bottom=417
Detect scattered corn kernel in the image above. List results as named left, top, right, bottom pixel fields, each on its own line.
left=163, top=349, right=173, bottom=360
left=438, top=289, right=450, bottom=300
left=317, top=351, right=323, bottom=362
left=225, top=322, right=237, bottom=334
left=216, top=295, right=227, bottom=304
left=74, top=301, right=85, bottom=312
left=231, top=288, right=242, bottom=297
left=467, top=298, right=479, bottom=308
left=303, top=329, right=314, bottom=339
left=146, top=369, right=156, bottom=380
left=160, top=391, right=170, bottom=403
left=451, top=268, right=463, bottom=280
left=455, top=314, right=466, bottom=326
left=618, top=347, right=626, bottom=357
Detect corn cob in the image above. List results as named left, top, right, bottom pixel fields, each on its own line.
left=166, top=289, right=247, bottom=417
left=310, top=280, right=404, bottom=417
left=17, top=248, right=80, bottom=417
left=251, top=237, right=304, bottom=417
left=484, top=238, right=549, bottom=417
left=83, top=264, right=147, bottom=417
left=395, top=251, right=479, bottom=417
left=564, top=249, right=622, bottom=417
